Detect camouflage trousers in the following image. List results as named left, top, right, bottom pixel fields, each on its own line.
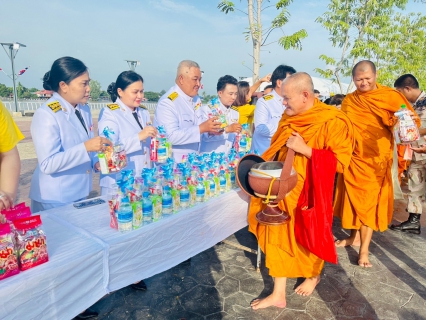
left=407, top=161, right=426, bottom=214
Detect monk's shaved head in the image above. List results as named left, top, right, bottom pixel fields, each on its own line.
left=283, top=72, right=315, bottom=94
left=281, top=72, right=316, bottom=116
left=352, top=60, right=376, bottom=77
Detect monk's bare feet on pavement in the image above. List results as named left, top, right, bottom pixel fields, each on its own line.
left=251, top=294, right=287, bottom=310
left=335, top=230, right=360, bottom=247
left=358, top=251, right=372, bottom=268
left=295, top=276, right=320, bottom=296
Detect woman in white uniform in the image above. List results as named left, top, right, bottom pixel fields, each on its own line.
left=98, top=71, right=157, bottom=195
left=98, top=71, right=157, bottom=291
left=30, top=57, right=111, bottom=213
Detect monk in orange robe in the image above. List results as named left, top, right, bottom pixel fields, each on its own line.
left=334, top=60, right=419, bottom=267
left=250, top=73, right=354, bottom=310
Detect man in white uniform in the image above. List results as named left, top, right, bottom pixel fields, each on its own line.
left=252, top=65, right=296, bottom=155
left=200, top=75, right=242, bottom=155
left=154, top=60, right=221, bottom=163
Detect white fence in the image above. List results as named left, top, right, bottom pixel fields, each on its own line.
left=3, top=100, right=158, bottom=114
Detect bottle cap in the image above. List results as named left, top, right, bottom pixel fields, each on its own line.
left=143, top=191, right=150, bottom=197
left=402, top=104, right=406, bottom=108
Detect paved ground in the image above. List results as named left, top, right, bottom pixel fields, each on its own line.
left=12, top=114, right=426, bottom=320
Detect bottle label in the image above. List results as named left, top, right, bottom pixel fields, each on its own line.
left=180, top=191, right=190, bottom=202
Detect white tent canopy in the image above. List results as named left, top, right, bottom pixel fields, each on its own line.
left=240, top=76, right=354, bottom=98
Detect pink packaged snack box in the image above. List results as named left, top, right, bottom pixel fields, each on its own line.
left=0, top=223, right=20, bottom=280
left=1, top=202, right=30, bottom=224
left=13, top=215, right=48, bottom=271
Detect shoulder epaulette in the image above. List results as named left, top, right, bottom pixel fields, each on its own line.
left=139, top=104, right=148, bottom=110
left=107, top=103, right=120, bottom=111
left=47, top=101, right=62, bottom=113
left=168, top=92, right=178, bottom=101
left=230, top=106, right=239, bottom=111
left=263, top=94, right=274, bottom=101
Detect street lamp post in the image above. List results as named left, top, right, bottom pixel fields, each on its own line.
left=1, top=42, right=26, bottom=113
left=125, top=60, right=140, bottom=71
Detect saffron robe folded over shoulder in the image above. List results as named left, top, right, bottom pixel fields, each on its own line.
left=333, top=84, right=418, bottom=232
left=248, top=99, right=354, bottom=278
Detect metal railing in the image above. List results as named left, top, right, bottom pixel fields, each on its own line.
left=3, top=100, right=158, bottom=113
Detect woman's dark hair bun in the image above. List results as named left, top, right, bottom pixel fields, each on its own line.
left=107, top=82, right=117, bottom=102
left=42, top=71, right=53, bottom=90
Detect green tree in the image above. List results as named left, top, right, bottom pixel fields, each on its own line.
left=144, top=91, right=160, bottom=102
left=159, top=89, right=166, bottom=96
left=218, top=0, right=307, bottom=83
left=0, top=84, right=12, bottom=97
left=370, top=13, right=426, bottom=88
left=315, top=0, right=408, bottom=93
left=90, top=80, right=102, bottom=100
left=17, top=82, right=24, bottom=99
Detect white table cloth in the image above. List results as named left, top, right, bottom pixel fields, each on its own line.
left=52, top=190, right=250, bottom=292
left=0, top=213, right=106, bottom=320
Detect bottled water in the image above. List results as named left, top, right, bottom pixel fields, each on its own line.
left=142, top=192, right=153, bottom=224
left=180, top=181, right=190, bottom=209
left=162, top=186, right=173, bottom=215
left=117, top=199, right=133, bottom=232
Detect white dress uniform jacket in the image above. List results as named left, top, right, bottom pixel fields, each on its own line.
left=153, top=85, right=203, bottom=163
left=199, top=100, right=239, bottom=155
left=98, top=98, right=151, bottom=193
left=251, top=89, right=285, bottom=155
left=29, top=92, right=97, bottom=208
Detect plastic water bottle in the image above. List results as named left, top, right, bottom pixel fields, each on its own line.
left=180, top=181, right=190, bottom=209
left=142, top=192, right=153, bottom=224
left=196, top=179, right=206, bottom=203
left=132, top=201, right=143, bottom=229
left=240, top=135, right=247, bottom=153
left=117, top=198, right=133, bottom=232
left=162, top=186, right=173, bottom=215
left=219, top=170, right=226, bottom=194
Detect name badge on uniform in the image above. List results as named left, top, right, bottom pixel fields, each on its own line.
left=47, top=101, right=62, bottom=113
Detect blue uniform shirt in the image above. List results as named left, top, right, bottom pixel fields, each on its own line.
left=29, top=92, right=97, bottom=205
left=98, top=98, right=151, bottom=191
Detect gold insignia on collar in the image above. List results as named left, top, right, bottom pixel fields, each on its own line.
left=139, top=104, right=148, bottom=110
left=263, top=94, right=274, bottom=101
left=47, top=101, right=62, bottom=113
left=168, top=92, right=178, bottom=101
left=107, top=103, right=120, bottom=111
left=230, top=106, right=239, bottom=111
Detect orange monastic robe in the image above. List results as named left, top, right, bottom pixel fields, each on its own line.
left=248, top=100, right=354, bottom=278
left=334, top=84, right=418, bottom=231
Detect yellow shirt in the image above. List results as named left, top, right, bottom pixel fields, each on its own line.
left=234, top=103, right=255, bottom=125
left=0, top=100, right=24, bottom=152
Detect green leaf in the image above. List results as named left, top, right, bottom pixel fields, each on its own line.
left=217, top=1, right=235, bottom=14
left=278, top=29, right=308, bottom=50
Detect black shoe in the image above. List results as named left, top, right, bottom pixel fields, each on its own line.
left=76, top=308, right=98, bottom=319
left=390, top=213, right=421, bottom=234
left=131, top=280, right=147, bottom=291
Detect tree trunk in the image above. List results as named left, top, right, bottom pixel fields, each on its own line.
left=248, top=0, right=262, bottom=83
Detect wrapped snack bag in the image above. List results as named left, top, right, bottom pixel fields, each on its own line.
left=394, top=104, right=420, bottom=144
left=13, top=215, right=48, bottom=271
left=0, top=223, right=19, bottom=280
left=98, top=127, right=127, bottom=174
left=208, top=97, right=227, bottom=130
left=2, top=205, right=32, bottom=227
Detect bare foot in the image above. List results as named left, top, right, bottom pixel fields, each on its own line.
left=250, top=294, right=287, bottom=310
left=335, top=237, right=360, bottom=247
left=358, top=252, right=372, bottom=268
left=295, top=276, right=320, bottom=296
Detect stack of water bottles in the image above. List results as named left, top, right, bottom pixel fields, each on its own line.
left=108, top=149, right=257, bottom=233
